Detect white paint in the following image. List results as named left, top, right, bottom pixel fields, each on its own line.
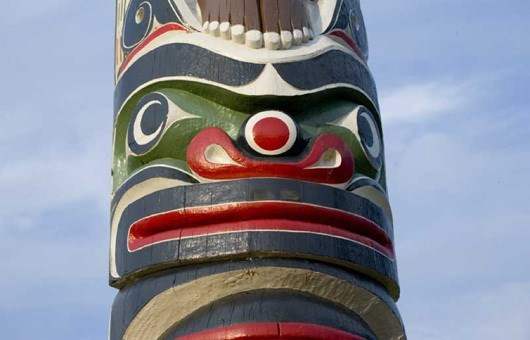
left=219, top=22, right=231, bottom=40
left=263, top=32, right=280, bottom=50
left=245, top=30, right=263, bottom=49
left=244, top=110, right=297, bottom=156
left=280, top=31, right=293, bottom=50
left=305, top=149, right=342, bottom=169
left=132, top=99, right=163, bottom=146
left=231, top=24, right=245, bottom=44
left=117, top=33, right=368, bottom=81
left=204, top=144, right=241, bottom=166
left=208, top=21, right=220, bottom=37
left=122, top=1, right=153, bottom=50
left=330, top=106, right=383, bottom=169
left=317, top=0, right=340, bottom=33
left=171, top=0, right=202, bottom=30
left=360, top=111, right=382, bottom=159
left=302, top=27, right=311, bottom=43
left=293, top=29, right=303, bottom=46
left=123, top=267, right=404, bottom=339
left=110, top=173, right=194, bottom=278
left=351, top=185, right=393, bottom=221
left=117, top=74, right=378, bottom=126
left=126, top=95, right=199, bottom=157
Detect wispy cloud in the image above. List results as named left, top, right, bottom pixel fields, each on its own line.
left=381, top=73, right=530, bottom=339
left=379, top=78, right=483, bottom=125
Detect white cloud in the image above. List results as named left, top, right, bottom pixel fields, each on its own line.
left=382, top=74, right=530, bottom=339
left=379, top=79, right=480, bottom=125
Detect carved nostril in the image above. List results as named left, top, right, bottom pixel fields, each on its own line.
left=244, top=111, right=298, bottom=156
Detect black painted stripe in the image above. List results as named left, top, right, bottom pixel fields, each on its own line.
left=114, top=231, right=398, bottom=296
left=273, top=49, right=378, bottom=104
left=114, top=178, right=393, bottom=236
left=114, top=44, right=266, bottom=116
left=112, top=165, right=198, bottom=213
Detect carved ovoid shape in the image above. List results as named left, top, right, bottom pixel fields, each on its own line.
left=111, top=0, right=405, bottom=338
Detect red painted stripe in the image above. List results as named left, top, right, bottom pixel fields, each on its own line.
left=187, top=128, right=354, bottom=185
left=128, top=201, right=394, bottom=258
left=176, top=322, right=366, bottom=339
left=329, top=30, right=365, bottom=61
left=118, top=23, right=187, bottom=76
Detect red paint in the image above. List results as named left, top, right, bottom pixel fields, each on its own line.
left=118, top=23, right=187, bottom=76
left=252, top=117, right=291, bottom=151
left=128, top=201, right=394, bottom=258
left=176, top=322, right=366, bottom=339
left=329, top=30, right=365, bottom=61
left=186, top=128, right=354, bottom=185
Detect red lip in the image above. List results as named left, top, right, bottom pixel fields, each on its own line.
left=186, top=128, right=354, bottom=185
left=128, top=201, right=394, bottom=258
left=177, top=322, right=366, bottom=340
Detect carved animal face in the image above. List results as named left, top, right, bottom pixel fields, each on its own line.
left=111, top=0, right=397, bottom=300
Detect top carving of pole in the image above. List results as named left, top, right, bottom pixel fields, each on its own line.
left=110, top=0, right=406, bottom=339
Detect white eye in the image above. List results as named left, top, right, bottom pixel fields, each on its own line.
left=128, top=92, right=169, bottom=155
left=357, top=108, right=383, bottom=170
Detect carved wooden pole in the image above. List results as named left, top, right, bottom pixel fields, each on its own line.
left=110, top=1, right=406, bottom=339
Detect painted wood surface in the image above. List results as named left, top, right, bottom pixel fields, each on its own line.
left=111, top=0, right=405, bottom=338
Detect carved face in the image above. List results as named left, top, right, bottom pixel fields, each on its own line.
left=111, top=0, right=397, bottom=299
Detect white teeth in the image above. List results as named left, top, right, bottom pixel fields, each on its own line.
left=302, top=27, right=310, bottom=42
left=263, top=32, right=280, bottom=50
left=202, top=21, right=210, bottom=34
left=292, top=29, right=303, bottom=46
left=245, top=30, right=263, bottom=49
left=231, top=24, right=245, bottom=44
left=203, top=22, right=312, bottom=49
left=209, top=21, right=220, bottom=37
left=219, top=21, right=231, bottom=40
left=280, top=30, right=293, bottom=49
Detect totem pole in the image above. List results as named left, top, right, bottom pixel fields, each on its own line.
left=110, top=0, right=405, bottom=339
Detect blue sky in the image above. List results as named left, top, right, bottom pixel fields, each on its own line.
left=0, top=0, right=529, bottom=339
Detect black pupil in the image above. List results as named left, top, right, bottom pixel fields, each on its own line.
left=141, top=102, right=166, bottom=135
left=358, top=114, right=374, bottom=148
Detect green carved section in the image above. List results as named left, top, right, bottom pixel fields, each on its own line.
left=112, top=84, right=386, bottom=192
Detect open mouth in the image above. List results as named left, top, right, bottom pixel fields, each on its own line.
left=198, top=0, right=315, bottom=49
left=128, top=199, right=394, bottom=258
left=111, top=172, right=396, bottom=282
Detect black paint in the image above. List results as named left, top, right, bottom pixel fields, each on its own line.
left=109, top=259, right=402, bottom=340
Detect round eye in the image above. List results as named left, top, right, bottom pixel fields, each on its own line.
left=122, top=1, right=153, bottom=51
left=127, top=92, right=169, bottom=155
left=348, top=5, right=369, bottom=59
left=244, top=111, right=298, bottom=156
left=357, top=108, right=383, bottom=170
